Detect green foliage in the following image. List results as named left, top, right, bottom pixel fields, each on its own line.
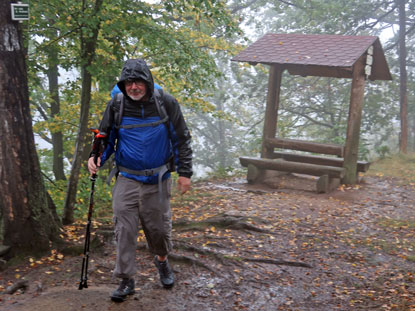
left=29, top=0, right=242, bottom=145
left=28, top=0, right=242, bottom=221
left=375, top=145, right=391, bottom=159
left=44, top=179, right=67, bottom=215
left=73, top=169, right=113, bottom=219
left=206, top=166, right=245, bottom=180
left=186, top=58, right=269, bottom=172
left=44, top=166, right=113, bottom=219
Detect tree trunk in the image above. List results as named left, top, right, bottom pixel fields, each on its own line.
left=62, top=0, right=104, bottom=224
left=398, top=0, right=408, bottom=153
left=62, top=70, right=93, bottom=225
left=46, top=31, right=66, bottom=181
left=411, top=117, right=415, bottom=152
left=0, top=1, right=61, bottom=255
left=216, top=99, right=228, bottom=168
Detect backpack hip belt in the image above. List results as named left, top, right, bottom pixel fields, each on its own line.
left=107, top=162, right=171, bottom=199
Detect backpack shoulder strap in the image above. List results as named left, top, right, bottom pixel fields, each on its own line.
left=153, top=89, right=168, bottom=122
left=153, top=88, right=176, bottom=172
left=114, top=92, right=124, bottom=129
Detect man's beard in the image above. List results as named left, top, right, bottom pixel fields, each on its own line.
left=128, top=92, right=145, bottom=101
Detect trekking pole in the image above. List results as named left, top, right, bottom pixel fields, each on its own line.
left=79, top=128, right=106, bottom=290
left=79, top=170, right=97, bottom=290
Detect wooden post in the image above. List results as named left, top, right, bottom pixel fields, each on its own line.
left=247, top=164, right=260, bottom=184
left=343, top=55, right=366, bottom=184
left=261, top=65, right=283, bottom=159
left=317, top=175, right=341, bottom=193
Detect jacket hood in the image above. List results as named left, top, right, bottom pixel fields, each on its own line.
left=117, top=59, right=155, bottom=100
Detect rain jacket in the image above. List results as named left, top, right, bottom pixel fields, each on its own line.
left=96, top=59, right=193, bottom=184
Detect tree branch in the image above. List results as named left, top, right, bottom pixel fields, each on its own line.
left=356, top=2, right=397, bottom=32
left=28, top=26, right=82, bottom=56
left=32, top=102, right=49, bottom=121
left=36, top=132, right=52, bottom=145
left=278, top=0, right=305, bottom=9
left=384, top=21, right=415, bottom=51
left=41, top=171, right=64, bottom=191
left=229, top=0, right=261, bottom=13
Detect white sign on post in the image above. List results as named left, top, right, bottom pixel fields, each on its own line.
left=11, top=3, right=30, bottom=21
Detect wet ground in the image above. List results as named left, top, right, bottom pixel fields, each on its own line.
left=1, top=174, right=415, bottom=310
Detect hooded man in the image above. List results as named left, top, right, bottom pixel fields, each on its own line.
left=88, top=59, right=192, bottom=302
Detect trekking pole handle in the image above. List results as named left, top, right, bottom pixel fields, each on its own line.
left=89, top=128, right=107, bottom=177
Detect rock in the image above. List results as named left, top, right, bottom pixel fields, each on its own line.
left=0, top=245, right=11, bottom=257
left=0, top=259, right=7, bottom=271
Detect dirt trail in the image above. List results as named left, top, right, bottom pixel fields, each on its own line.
left=1, top=175, right=414, bottom=311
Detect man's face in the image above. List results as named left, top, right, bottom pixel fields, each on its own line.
left=125, top=79, right=147, bottom=101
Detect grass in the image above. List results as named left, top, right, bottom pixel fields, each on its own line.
left=366, top=152, right=415, bottom=184
left=377, top=217, right=415, bottom=230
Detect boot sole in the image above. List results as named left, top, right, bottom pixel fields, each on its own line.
left=111, top=295, right=126, bottom=303
left=110, top=290, right=135, bottom=302
left=162, top=282, right=174, bottom=289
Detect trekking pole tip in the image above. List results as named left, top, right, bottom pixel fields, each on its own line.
left=79, top=280, right=88, bottom=290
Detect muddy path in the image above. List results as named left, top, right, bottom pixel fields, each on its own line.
left=1, top=175, right=414, bottom=310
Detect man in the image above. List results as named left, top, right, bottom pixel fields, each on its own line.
left=88, top=59, right=192, bottom=302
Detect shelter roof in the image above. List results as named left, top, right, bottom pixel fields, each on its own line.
left=232, top=33, right=392, bottom=81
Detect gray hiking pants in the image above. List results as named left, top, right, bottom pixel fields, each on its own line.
left=112, top=175, right=172, bottom=279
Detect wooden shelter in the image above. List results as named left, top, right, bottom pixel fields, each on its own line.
left=232, top=33, right=392, bottom=192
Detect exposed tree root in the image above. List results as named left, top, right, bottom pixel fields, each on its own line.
left=59, top=235, right=104, bottom=256
left=242, top=257, right=312, bottom=268
left=3, top=280, right=28, bottom=295
left=173, top=214, right=271, bottom=233
left=168, top=253, right=218, bottom=274
left=135, top=242, right=220, bottom=274
left=136, top=212, right=310, bottom=273
left=173, top=240, right=231, bottom=266
left=172, top=241, right=311, bottom=270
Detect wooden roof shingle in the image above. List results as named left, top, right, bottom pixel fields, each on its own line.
left=232, top=33, right=392, bottom=81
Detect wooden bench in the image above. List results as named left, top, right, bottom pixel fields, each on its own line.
left=240, top=138, right=370, bottom=193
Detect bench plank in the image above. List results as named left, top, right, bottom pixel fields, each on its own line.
left=265, top=137, right=344, bottom=157
left=240, top=157, right=345, bottom=178
left=270, top=151, right=370, bottom=172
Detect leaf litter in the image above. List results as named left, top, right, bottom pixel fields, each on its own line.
left=0, top=175, right=414, bottom=310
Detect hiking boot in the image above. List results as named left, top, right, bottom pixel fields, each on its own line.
left=154, top=256, right=174, bottom=288
left=110, top=278, right=135, bottom=302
